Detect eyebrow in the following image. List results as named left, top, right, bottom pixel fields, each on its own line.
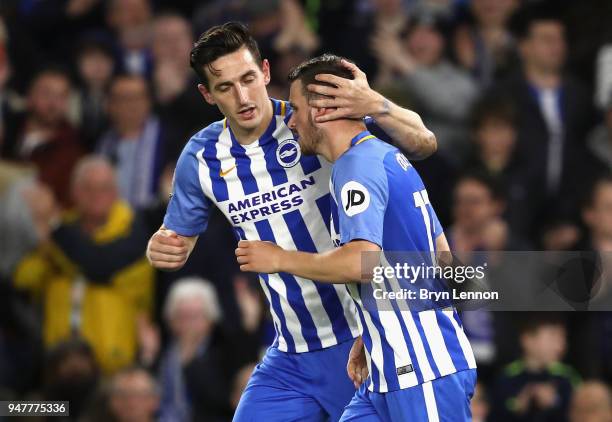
left=213, top=69, right=257, bottom=91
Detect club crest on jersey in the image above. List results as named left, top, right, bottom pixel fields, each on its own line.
left=276, top=139, right=301, bottom=168
left=341, top=181, right=370, bottom=216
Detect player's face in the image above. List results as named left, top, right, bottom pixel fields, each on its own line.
left=288, top=80, right=323, bottom=156
left=198, top=47, right=271, bottom=135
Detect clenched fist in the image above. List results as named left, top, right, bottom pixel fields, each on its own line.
left=146, top=228, right=189, bottom=270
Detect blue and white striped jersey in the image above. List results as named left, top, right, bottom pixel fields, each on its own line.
left=330, top=131, right=477, bottom=393
left=164, top=98, right=360, bottom=353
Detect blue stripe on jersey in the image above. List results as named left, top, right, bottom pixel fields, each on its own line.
left=202, top=137, right=229, bottom=202
left=315, top=193, right=331, bottom=235
left=262, top=121, right=290, bottom=187
left=385, top=278, right=426, bottom=385
left=258, top=215, right=322, bottom=351
left=372, top=299, right=404, bottom=391
left=300, top=155, right=322, bottom=176
left=276, top=272, right=322, bottom=351
left=443, top=311, right=471, bottom=369
left=283, top=209, right=349, bottom=343
left=255, top=220, right=300, bottom=353
left=413, top=313, right=443, bottom=380
left=228, top=129, right=259, bottom=195
left=259, top=270, right=294, bottom=351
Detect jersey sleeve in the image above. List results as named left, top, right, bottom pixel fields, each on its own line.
left=163, top=145, right=211, bottom=236
left=333, top=154, right=389, bottom=247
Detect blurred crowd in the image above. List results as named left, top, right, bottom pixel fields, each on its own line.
left=1, top=0, right=612, bottom=421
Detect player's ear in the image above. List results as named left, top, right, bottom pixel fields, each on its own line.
left=262, top=59, right=271, bottom=85
left=312, top=105, right=332, bottom=122
left=198, top=83, right=215, bottom=105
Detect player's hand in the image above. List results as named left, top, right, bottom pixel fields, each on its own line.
left=307, top=59, right=384, bottom=123
left=235, top=240, right=284, bottom=273
left=347, top=336, right=368, bottom=389
left=146, top=228, right=188, bottom=270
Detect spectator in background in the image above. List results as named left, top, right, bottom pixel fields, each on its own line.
left=3, top=68, right=83, bottom=208
left=108, top=367, right=159, bottom=422
left=449, top=171, right=527, bottom=253
left=581, top=175, right=612, bottom=253
left=98, top=74, right=167, bottom=209
left=75, top=38, right=115, bottom=150
left=574, top=176, right=612, bottom=380
left=489, top=2, right=596, bottom=245
left=372, top=12, right=479, bottom=162
left=158, top=277, right=256, bottom=422
left=569, top=381, right=612, bottom=422
left=151, top=12, right=221, bottom=155
left=13, top=156, right=154, bottom=374
left=43, top=339, right=100, bottom=421
left=453, top=0, right=519, bottom=86
left=465, top=96, right=532, bottom=236
left=106, top=0, right=153, bottom=77
left=0, top=165, right=48, bottom=281
left=448, top=172, right=528, bottom=382
left=491, top=314, right=580, bottom=422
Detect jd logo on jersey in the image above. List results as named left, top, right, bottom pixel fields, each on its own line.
left=341, top=181, right=370, bottom=216
left=276, top=139, right=301, bottom=168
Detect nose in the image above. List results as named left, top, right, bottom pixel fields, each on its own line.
left=287, top=113, right=296, bottom=130
left=235, top=84, right=248, bottom=105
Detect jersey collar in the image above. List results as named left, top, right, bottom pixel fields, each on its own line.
left=350, top=130, right=376, bottom=147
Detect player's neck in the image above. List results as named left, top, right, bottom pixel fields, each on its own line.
left=230, top=99, right=274, bottom=145
left=323, top=122, right=368, bottom=163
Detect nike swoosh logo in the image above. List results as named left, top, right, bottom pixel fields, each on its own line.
left=219, top=165, right=237, bottom=177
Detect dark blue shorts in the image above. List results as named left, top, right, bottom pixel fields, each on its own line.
left=233, top=339, right=357, bottom=422
left=339, top=369, right=477, bottom=422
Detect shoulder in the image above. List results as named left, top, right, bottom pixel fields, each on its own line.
left=177, top=119, right=226, bottom=163
left=340, top=138, right=396, bottom=166
left=501, top=360, right=526, bottom=379
left=187, top=120, right=225, bottom=150
left=547, top=362, right=581, bottom=386
left=333, top=139, right=396, bottom=191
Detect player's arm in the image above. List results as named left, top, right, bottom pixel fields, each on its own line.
left=307, top=59, right=437, bottom=160
left=148, top=142, right=211, bottom=271
left=235, top=239, right=380, bottom=283
left=146, top=226, right=198, bottom=271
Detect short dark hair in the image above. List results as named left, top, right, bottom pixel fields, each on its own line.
left=107, top=73, right=152, bottom=99
left=510, top=1, right=564, bottom=41
left=287, top=53, right=354, bottom=99
left=29, top=65, right=72, bottom=91
left=190, top=21, right=262, bottom=88
left=455, top=170, right=506, bottom=202
left=469, top=96, right=516, bottom=131
left=518, top=312, right=565, bottom=336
